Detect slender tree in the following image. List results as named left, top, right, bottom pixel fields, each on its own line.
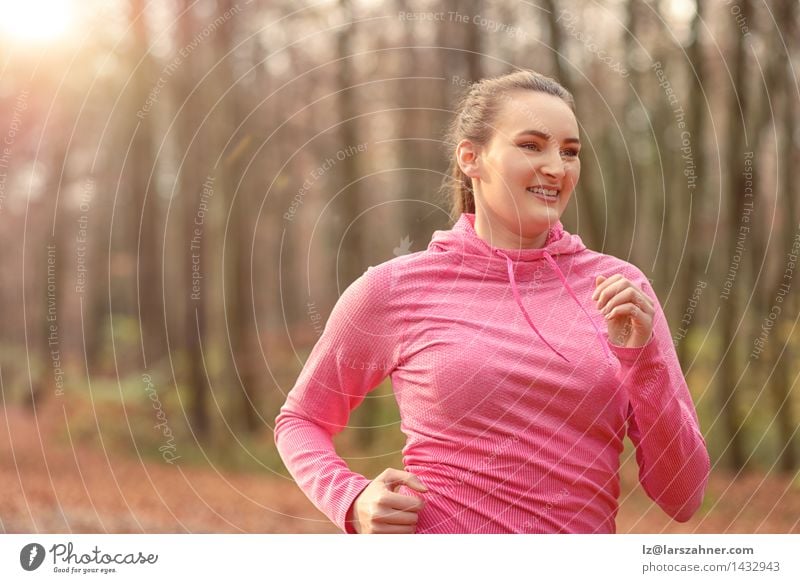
left=675, top=0, right=708, bottom=368
left=718, top=0, right=752, bottom=471
left=128, top=0, right=165, bottom=369
left=215, top=0, right=261, bottom=433
left=174, top=0, right=210, bottom=439
left=764, top=0, right=797, bottom=473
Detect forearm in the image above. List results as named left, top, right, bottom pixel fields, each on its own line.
left=613, top=338, right=710, bottom=521
left=274, top=409, right=372, bottom=532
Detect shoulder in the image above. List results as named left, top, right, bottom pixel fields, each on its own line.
left=356, top=250, right=425, bottom=289
left=336, top=250, right=430, bottom=316
left=358, top=248, right=450, bottom=292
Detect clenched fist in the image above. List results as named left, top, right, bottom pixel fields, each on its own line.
left=347, top=468, right=428, bottom=534
left=593, top=274, right=655, bottom=348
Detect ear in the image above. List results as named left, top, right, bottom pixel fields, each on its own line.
left=456, top=139, right=482, bottom=180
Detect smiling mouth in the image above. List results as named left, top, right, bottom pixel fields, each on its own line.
left=527, top=186, right=560, bottom=201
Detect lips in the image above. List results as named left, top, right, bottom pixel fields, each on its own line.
left=527, top=185, right=560, bottom=201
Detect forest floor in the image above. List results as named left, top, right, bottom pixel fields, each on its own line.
left=1, top=401, right=798, bottom=534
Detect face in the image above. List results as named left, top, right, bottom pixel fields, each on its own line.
left=457, top=90, right=581, bottom=249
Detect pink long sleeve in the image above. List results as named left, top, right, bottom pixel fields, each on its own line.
left=274, top=265, right=402, bottom=533
left=275, top=213, right=710, bottom=533
left=607, top=278, right=710, bottom=522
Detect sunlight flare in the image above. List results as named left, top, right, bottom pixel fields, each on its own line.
left=0, top=0, right=75, bottom=44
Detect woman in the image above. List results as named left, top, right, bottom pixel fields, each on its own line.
left=274, top=70, right=710, bottom=534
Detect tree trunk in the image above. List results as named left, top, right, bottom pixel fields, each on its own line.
left=129, top=0, right=164, bottom=369
left=175, top=0, right=210, bottom=439
left=675, top=0, right=707, bottom=367
left=718, top=0, right=752, bottom=471
left=766, top=0, right=797, bottom=473
left=214, top=0, right=260, bottom=434
left=543, top=0, right=570, bottom=93
left=335, top=0, right=365, bottom=288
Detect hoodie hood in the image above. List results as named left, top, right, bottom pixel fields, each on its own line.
left=427, top=213, right=611, bottom=363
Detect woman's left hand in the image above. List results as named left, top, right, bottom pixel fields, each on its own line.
left=592, top=274, right=655, bottom=348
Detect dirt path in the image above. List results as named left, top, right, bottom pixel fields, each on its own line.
left=1, top=403, right=797, bottom=534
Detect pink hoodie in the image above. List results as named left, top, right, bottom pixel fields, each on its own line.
left=274, top=213, right=710, bottom=533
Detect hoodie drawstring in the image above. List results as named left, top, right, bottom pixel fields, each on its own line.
left=495, top=249, right=612, bottom=364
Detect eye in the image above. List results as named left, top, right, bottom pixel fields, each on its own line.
left=560, top=148, right=580, bottom=158
left=520, top=142, right=541, bottom=151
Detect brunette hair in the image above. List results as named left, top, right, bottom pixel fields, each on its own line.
left=440, top=70, right=576, bottom=222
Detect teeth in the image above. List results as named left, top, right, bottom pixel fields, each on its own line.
left=527, top=187, right=559, bottom=197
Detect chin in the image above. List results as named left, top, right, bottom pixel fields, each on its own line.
left=522, top=203, right=563, bottom=222
left=504, top=215, right=552, bottom=237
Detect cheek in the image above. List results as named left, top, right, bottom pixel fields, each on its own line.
left=494, top=149, right=526, bottom=169
left=507, top=158, right=537, bottom=184
left=569, top=161, right=581, bottom=182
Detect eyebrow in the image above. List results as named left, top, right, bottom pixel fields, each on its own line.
left=515, top=129, right=581, bottom=145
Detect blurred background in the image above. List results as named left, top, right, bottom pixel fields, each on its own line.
left=0, top=0, right=798, bottom=533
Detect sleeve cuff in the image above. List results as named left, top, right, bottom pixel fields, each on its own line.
left=338, top=477, right=372, bottom=534
left=606, top=330, right=660, bottom=364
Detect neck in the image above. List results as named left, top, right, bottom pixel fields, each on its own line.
left=473, top=211, right=549, bottom=250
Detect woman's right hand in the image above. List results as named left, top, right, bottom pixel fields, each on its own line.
left=347, top=468, right=428, bottom=534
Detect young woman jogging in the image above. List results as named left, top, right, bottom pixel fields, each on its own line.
left=274, top=70, right=710, bottom=534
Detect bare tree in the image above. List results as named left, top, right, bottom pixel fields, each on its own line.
left=543, top=0, right=569, bottom=92
left=215, top=0, right=261, bottom=434
left=764, top=0, right=798, bottom=473
left=675, top=0, right=708, bottom=368
left=128, top=0, right=165, bottom=369
left=174, top=0, right=210, bottom=439
left=718, top=0, right=752, bottom=471
left=335, top=0, right=365, bottom=288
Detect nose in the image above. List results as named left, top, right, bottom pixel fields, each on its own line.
left=539, top=149, right=565, bottom=180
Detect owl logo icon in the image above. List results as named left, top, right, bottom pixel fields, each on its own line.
left=20, top=543, right=46, bottom=571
